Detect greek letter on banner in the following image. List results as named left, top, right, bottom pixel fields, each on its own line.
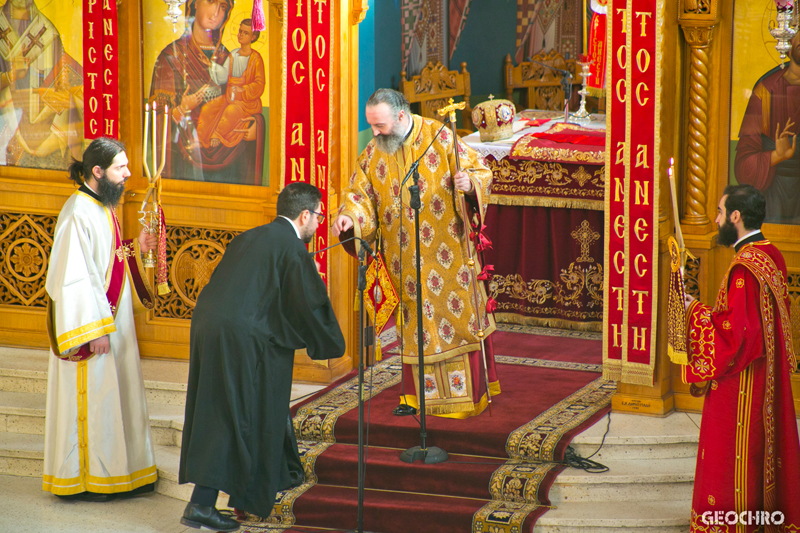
left=83, top=0, right=119, bottom=140
left=602, top=0, right=662, bottom=386
left=281, top=0, right=333, bottom=285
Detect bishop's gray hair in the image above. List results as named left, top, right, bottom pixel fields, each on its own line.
left=366, top=88, right=410, bottom=119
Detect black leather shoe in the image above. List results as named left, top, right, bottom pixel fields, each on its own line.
left=181, top=502, right=240, bottom=532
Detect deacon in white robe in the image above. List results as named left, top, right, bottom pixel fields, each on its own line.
left=42, top=138, right=158, bottom=499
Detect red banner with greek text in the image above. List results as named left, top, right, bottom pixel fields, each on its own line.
left=586, top=12, right=607, bottom=95
left=282, top=0, right=333, bottom=284
left=83, top=0, right=118, bottom=140
left=603, top=0, right=661, bottom=385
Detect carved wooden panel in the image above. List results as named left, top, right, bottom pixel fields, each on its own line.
left=0, top=212, right=56, bottom=308
left=154, top=225, right=240, bottom=320
left=684, top=255, right=701, bottom=300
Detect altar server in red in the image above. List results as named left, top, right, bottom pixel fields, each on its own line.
left=681, top=184, right=800, bottom=532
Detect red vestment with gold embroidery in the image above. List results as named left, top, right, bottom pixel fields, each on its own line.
left=683, top=240, right=800, bottom=532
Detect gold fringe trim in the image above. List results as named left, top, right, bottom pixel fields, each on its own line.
left=494, top=313, right=602, bottom=332
left=602, top=368, right=621, bottom=382
left=489, top=194, right=604, bottom=211
left=619, top=369, right=655, bottom=387
left=489, top=380, right=502, bottom=396
left=157, top=283, right=170, bottom=296
left=584, top=85, right=606, bottom=98
left=400, top=392, right=492, bottom=418
left=667, top=344, right=688, bottom=366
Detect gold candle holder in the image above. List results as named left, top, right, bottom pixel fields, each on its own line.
left=140, top=102, right=168, bottom=268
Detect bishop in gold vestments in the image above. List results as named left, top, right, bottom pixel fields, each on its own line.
left=334, top=89, right=499, bottom=417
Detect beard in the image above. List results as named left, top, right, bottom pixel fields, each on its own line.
left=373, top=120, right=407, bottom=154
left=300, top=222, right=316, bottom=244
left=96, top=174, right=126, bottom=208
left=717, top=217, right=739, bottom=247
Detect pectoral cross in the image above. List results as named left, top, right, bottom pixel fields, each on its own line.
left=571, top=220, right=600, bottom=263
left=21, top=26, right=47, bottom=58
left=0, top=27, right=14, bottom=49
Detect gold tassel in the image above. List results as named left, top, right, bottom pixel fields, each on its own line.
left=157, top=283, right=170, bottom=296
left=375, top=337, right=382, bottom=362
left=354, top=293, right=360, bottom=311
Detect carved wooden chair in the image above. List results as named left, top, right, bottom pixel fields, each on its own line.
left=504, top=51, right=577, bottom=112
left=400, top=61, right=473, bottom=137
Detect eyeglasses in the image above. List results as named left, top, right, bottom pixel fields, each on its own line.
left=309, top=209, right=326, bottom=224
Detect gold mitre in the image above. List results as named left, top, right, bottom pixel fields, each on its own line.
left=471, top=95, right=515, bottom=142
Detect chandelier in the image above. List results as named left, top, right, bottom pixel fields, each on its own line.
left=770, top=1, right=798, bottom=67
left=163, top=0, right=183, bottom=32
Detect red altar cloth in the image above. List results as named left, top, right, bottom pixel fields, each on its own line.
left=509, top=123, right=606, bottom=164
left=482, top=149, right=605, bottom=331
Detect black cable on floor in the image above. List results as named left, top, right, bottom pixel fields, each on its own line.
left=561, top=411, right=611, bottom=473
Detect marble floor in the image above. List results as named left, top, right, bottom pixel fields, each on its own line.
left=1, top=474, right=193, bottom=533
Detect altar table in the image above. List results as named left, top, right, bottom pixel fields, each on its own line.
left=464, top=111, right=606, bottom=331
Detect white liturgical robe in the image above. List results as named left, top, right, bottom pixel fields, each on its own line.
left=42, top=189, right=157, bottom=495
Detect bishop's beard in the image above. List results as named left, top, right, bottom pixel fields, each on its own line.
left=373, top=120, right=407, bottom=154
left=97, top=175, right=126, bottom=208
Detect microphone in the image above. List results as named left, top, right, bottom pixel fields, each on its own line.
left=400, top=117, right=452, bottom=189
left=311, top=235, right=377, bottom=259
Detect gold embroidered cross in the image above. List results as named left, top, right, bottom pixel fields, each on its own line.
left=115, top=244, right=134, bottom=262
left=571, top=220, right=600, bottom=263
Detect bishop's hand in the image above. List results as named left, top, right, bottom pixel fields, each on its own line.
left=454, top=171, right=474, bottom=195
left=331, top=214, right=353, bottom=237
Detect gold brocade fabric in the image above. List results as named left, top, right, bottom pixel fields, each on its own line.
left=340, top=115, right=495, bottom=414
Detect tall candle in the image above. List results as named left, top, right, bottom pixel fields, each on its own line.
left=143, top=102, right=151, bottom=179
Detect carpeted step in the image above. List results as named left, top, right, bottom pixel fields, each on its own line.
left=308, top=442, right=505, bottom=499
left=293, top=357, right=608, bottom=459
left=240, top=484, right=545, bottom=533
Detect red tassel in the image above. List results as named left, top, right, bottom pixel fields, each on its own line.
left=476, top=232, right=493, bottom=251
left=251, top=0, right=266, bottom=32
left=477, top=264, right=495, bottom=280
left=486, top=297, right=497, bottom=313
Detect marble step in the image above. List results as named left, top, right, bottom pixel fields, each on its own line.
left=0, top=347, right=190, bottom=406
left=569, top=412, right=701, bottom=460
left=0, top=429, right=696, bottom=504
left=533, top=500, right=690, bottom=532
left=0, top=390, right=186, bottom=446
left=549, top=457, right=695, bottom=503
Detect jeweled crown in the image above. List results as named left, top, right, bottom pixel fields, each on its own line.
left=472, top=95, right=515, bottom=142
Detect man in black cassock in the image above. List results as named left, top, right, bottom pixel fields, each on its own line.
left=179, top=183, right=346, bottom=532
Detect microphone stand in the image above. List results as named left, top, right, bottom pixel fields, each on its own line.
left=314, top=233, right=378, bottom=533
left=527, top=57, right=575, bottom=124
left=398, top=121, right=449, bottom=465
left=354, top=243, right=369, bottom=533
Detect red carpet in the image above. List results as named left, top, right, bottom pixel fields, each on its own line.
left=492, top=330, right=602, bottom=365
left=238, top=331, right=615, bottom=533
